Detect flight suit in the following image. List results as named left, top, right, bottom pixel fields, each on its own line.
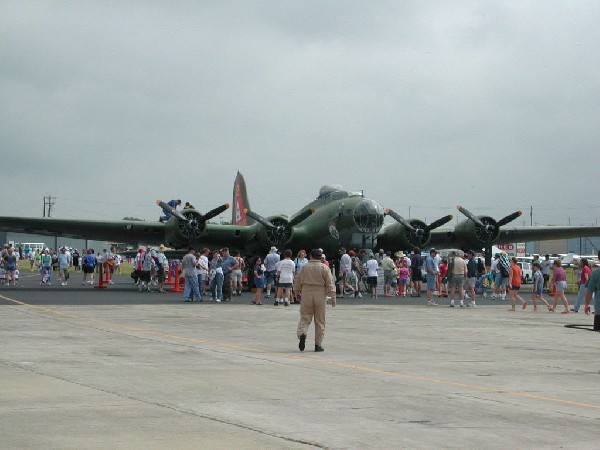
left=294, top=260, right=336, bottom=346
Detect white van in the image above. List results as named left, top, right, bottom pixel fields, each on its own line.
left=517, top=261, right=532, bottom=284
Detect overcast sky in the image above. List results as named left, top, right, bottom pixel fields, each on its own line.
left=1, top=1, right=598, bottom=228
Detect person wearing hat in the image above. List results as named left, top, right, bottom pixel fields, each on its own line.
left=294, top=248, right=336, bottom=352
left=156, top=245, right=169, bottom=293
left=264, top=246, right=280, bottom=300
left=424, top=248, right=439, bottom=306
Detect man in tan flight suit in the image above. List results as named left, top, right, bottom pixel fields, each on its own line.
left=294, top=248, right=336, bottom=352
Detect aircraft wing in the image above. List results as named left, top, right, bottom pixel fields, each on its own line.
left=428, top=225, right=600, bottom=250
left=0, top=215, right=263, bottom=251
left=0, top=216, right=166, bottom=243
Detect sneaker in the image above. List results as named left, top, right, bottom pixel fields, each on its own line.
left=357, top=292, right=362, bottom=298
left=61, top=282, right=66, bottom=286
left=284, top=300, right=290, bottom=306
left=427, top=300, right=437, bottom=306
left=298, top=334, right=306, bottom=352
left=460, top=301, right=465, bottom=308
left=449, top=300, right=455, bottom=307
left=215, top=299, right=221, bottom=303
left=274, top=300, right=279, bottom=306
left=470, top=301, right=476, bottom=308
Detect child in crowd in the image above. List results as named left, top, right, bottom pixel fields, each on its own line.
left=398, top=260, right=410, bottom=296
left=0, top=266, right=6, bottom=286
left=531, top=263, right=552, bottom=311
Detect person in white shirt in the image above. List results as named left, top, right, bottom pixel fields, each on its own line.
left=275, top=249, right=296, bottom=306
left=365, top=254, right=379, bottom=298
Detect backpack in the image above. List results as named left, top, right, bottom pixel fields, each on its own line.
left=498, top=257, right=510, bottom=278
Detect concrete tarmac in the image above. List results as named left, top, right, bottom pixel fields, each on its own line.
left=1, top=272, right=598, bottom=449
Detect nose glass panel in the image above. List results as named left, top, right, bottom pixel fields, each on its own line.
left=353, top=200, right=384, bottom=233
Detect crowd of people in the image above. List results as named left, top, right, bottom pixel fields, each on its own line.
left=0, top=244, right=123, bottom=286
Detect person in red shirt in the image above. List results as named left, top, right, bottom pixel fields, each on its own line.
left=438, top=258, right=448, bottom=297
left=572, top=258, right=592, bottom=312
left=507, top=257, right=527, bottom=311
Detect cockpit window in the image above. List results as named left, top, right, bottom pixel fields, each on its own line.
left=353, top=199, right=384, bottom=233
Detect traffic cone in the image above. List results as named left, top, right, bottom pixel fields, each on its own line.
left=94, top=263, right=107, bottom=289
left=169, top=263, right=183, bottom=293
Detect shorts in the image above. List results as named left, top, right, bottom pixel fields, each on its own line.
left=555, top=280, right=567, bottom=292
left=231, top=269, right=243, bottom=283
left=532, top=286, right=542, bottom=295
left=383, top=270, right=395, bottom=285
left=157, top=272, right=165, bottom=282
left=278, top=282, right=293, bottom=289
left=254, top=276, right=265, bottom=289
left=425, top=273, right=436, bottom=290
left=265, top=270, right=276, bottom=284
left=83, top=265, right=95, bottom=274
left=411, top=268, right=422, bottom=280
left=449, top=275, right=465, bottom=289
left=464, top=277, right=476, bottom=289
left=495, top=273, right=508, bottom=287
left=400, top=279, right=409, bottom=286
left=367, top=276, right=378, bottom=288
left=510, top=285, right=520, bottom=291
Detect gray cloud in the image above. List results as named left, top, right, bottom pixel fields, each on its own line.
left=1, top=1, right=598, bottom=227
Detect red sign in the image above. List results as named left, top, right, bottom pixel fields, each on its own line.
left=497, top=244, right=514, bottom=251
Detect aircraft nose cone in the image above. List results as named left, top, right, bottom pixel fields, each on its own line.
left=353, top=199, right=385, bottom=233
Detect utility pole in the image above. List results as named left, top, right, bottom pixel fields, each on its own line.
left=530, top=205, right=533, bottom=226
left=43, top=195, right=56, bottom=217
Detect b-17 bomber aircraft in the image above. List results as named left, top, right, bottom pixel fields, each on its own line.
left=1, top=171, right=600, bottom=257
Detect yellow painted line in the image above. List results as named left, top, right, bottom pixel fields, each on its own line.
left=2, top=294, right=600, bottom=410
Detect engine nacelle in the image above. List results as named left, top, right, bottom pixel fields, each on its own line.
left=163, top=210, right=207, bottom=248
left=378, top=219, right=431, bottom=250
left=253, top=215, right=292, bottom=247
left=452, top=217, right=499, bottom=248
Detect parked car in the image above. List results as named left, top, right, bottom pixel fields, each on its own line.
left=518, top=262, right=532, bottom=284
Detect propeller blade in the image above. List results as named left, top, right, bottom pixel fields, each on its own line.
left=288, top=208, right=315, bottom=228
left=496, top=210, right=522, bottom=227
left=385, top=208, right=417, bottom=232
left=201, top=203, right=230, bottom=223
left=156, top=200, right=188, bottom=221
left=244, top=209, right=277, bottom=229
left=425, top=214, right=453, bottom=232
left=456, top=205, right=485, bottom=227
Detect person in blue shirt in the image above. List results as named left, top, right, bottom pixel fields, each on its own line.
left=159, top=199, right=182, bottom=222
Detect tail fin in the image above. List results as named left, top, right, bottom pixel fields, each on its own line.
left=232, top=171, right=254, bottom=226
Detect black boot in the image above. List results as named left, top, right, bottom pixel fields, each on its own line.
left=298, top=334, right=306, bottom=351
left=314, top=344, right=324, bottom=352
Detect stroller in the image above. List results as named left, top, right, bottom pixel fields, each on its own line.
left=40, top=266, right=51, bottom=285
